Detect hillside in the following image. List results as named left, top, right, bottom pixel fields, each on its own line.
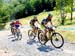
left=5, top=11, right=75, bottom=43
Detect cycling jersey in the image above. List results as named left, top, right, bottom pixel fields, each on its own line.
left=14, top=21, right=21, bottom=29
left=41, top=18, right=52, bottom=30
left=10, top=22, right=15, bottom=27
left=41, top=18, right=51, bottom=25
left=30, top=19, right=38, bottom=26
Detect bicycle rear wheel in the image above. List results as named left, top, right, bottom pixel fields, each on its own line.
left=51, top=32, right=64, bottom=48
left=38, top=32, right=48, bottom=45
left=28, top=30, right=35, bottom=40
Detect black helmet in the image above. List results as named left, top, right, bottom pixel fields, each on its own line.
left=48, top=13, right=52, bottom=17
left=34, top=16, right=37, bottom=20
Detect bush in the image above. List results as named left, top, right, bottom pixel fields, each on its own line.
left=0, top=23, right=6, bottom=30
left=0, top=0, right=56, bottom=23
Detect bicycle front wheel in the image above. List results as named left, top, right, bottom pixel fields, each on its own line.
left=28, top=30, right=35, bottom=40
left=51, top=32, right=64, bottom=48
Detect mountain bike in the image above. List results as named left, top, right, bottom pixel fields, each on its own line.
left=28, top=27, right=42, bottom=40
left=12, top=28, right=22, bottom=41
left=38, top=26, right=64, bottom=48
left=11, top=27, right=15, bottom=35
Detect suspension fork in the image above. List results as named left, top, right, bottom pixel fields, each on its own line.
left=48, top=30, right=54, bottom=40
left=38, top=28, right=41, bottom=36
left=48, top=31, right=51, bottom=39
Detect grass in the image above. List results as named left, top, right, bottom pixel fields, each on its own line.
left=57, top=25, right=75, bottom=43
left=18, top=10, right=60, bottom=26
left=19, top=11, right=52, bottom=24
left=5, top=10, right=75, bottom=43
left=58, top=30, right=75, bottom=43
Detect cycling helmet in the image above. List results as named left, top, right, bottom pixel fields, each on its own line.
left=48, top=13, right=53, bottom=17
left=34, top=16, right=37, bottom=20
left=16, top=20, right=19, bottom=22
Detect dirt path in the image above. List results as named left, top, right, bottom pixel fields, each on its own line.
left=0, top=26, right=75, bottom=56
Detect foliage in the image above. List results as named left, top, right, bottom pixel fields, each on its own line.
left=55, top=0, right=74, bottom=25
left=0, top=0, right=74, bottom=29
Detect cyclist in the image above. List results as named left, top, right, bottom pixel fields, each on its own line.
left=10, top=20, right=15, bottom=34
left=41, top=13, right=53, bottom=40
left=30, top=16, right=40, bottom=35
left=14, top=20, right=22, bottom=33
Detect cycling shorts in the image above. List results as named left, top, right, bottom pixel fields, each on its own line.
left=15, top=25, right=20, bottom=29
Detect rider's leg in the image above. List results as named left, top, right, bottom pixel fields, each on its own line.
left=32, top=27, right=37, bottom=37
left=41, top=29, right=48, bottom=45
left=16, top=27, right=20, bottom=33
left=48, top=28, right=53, bottom=40
left=13, top=27, right=16, bottom=34
left=32, top=25, right=36, bottom=33
left=40, top=25, right=48, bottom=41
left=48, top=31, right=51, bottom=40
left=44, top=29, right=48, bottom=40
left=11, top=28, right=13, bottom=34
left=11, top=27, right=15, bottom=34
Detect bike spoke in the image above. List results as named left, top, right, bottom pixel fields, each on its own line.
left=51, top=33, right=64, bottom=48
left=28, top=30, right=35, bottom=40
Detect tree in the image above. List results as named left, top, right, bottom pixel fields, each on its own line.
left=55, top=0, right=66, bottom=25
left=70, top=0, right=73, bottom=22
left=55, top=0, right=73, bottom=25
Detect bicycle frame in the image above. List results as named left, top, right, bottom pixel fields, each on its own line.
left=38, top=26, right=64, bottom=48
left=34, top=27, right=41, bottom=37
left=47, top=27, right=55, bottom=40
left=28, top=27, right=42, bottom=40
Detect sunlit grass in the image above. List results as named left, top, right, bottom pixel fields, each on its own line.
left=57, top=25, right=75, bottom=43
left=19, top=10, right=60, bottom=25
left=19, top=11, right=51, bottom=25
left=57, top=30, right=75, bottom=43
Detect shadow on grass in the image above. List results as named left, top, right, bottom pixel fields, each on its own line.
left=65, top=21, right=75, bottom=25
left=37, top=45, right=55, bottom=52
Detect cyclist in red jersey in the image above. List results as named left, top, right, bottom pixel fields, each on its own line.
left=14, top=20, right=22, bottom=29
left=14, top=20, right=22, bottom=33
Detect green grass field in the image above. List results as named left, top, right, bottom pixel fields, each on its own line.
left=5, top=11, right=75, bottom=43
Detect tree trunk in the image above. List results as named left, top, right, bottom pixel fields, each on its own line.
left=71, top=0, right=73, bottom=22
left=60, top=0, right=66, bottom=25
left=60, top=0, right=64, bottom=25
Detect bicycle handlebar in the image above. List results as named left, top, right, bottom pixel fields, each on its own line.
left=45, top=26, right=57, bottom=31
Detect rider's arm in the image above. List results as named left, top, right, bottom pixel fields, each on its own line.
left=37, top=20, right=40, bottom=24
left=19, top=23, right=22, bottom=28
left=19, top=22, right=22, bottom=25
left=50, top=21, right=53, bottom=25
left=50, top=19, right=53, bottom=26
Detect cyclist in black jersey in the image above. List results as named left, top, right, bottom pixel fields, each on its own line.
left=30, top=16, right=40, bottom=34
left=41, top=13, right=53, bottom=38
